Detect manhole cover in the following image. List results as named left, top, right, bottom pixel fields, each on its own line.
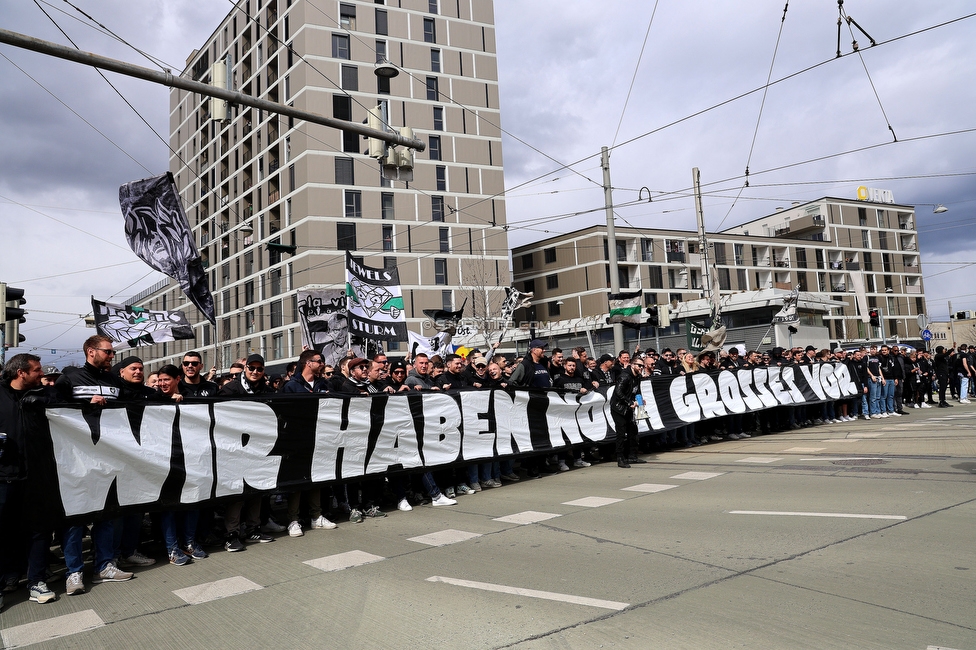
left=832, top=458, right=887, bottom=466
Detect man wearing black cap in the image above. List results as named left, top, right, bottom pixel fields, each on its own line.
left=217, top=354, right=275, bottom=550
left=508, top=340, right=551, bottom=388
left=593, top=353, right=616, bottom=387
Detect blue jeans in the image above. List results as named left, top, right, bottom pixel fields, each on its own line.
left=160, top=510, right=199, bottom=552
left=960, top=375, right=971, bottom=400
left=63, top=520, right=115, bottom=574
left=883, top=380, right=896, bottom=413
left=467, top=463, right=492, bottom=485
left=114, top=513, right=144, bottom=559
left=868, top=379, right=882, bottom=415
left=420, top=472, right=442, bottom=499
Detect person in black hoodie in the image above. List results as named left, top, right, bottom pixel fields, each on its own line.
left=933, top=346, right=952, bottom=407
left=610, top=358, right=646, bottom=468
left=178, top=351, right=218, bottom=398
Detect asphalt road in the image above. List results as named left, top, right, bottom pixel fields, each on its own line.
left=2, top=404, right=975, bottom=649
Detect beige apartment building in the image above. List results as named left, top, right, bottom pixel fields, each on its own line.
left=126, top=0, right=509, bottom=370
left=511, top=195, right=927, bottom=350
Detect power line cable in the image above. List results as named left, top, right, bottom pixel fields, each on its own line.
left=839, top=2, right=897, bottom=142
left=611, top=0, right=660, bottom=148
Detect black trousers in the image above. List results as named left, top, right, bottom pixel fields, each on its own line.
left=612, top=410, right=638, bottom=459
left=937, top=373, right=949, bottom=404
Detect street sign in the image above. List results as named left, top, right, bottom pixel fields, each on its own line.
left=921, top=329, right=932, bottom=341
left=917, top=314, right=929, bottom=330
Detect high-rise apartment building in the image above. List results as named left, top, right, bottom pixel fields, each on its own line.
left=512, top=195, right=927, bottom=351
left=126, top=0, right=509, bottom=370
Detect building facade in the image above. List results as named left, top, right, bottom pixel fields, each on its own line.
left=511, top=196, right=927, bottom=352
left=126, top=0, right=509, bottom=370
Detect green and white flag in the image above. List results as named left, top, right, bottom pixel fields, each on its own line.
left=607, top=290, right=642, bottom=324
left=345, top=252, right=407, bottom=342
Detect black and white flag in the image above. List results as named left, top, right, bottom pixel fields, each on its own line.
left=345, top=252, right=407, bottom=342
left=120, top=172, right=216, bottom=325
left=772, top=286, right=800, bottom=325
left=297, top=289, right=348, bottom=365
left=92, top=297, right=194, bottom=347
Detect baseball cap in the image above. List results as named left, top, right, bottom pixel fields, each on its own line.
left=528, top=339, right=547, bottom=350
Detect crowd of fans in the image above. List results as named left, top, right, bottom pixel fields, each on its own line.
left=0, top=334, right=972, bottom=609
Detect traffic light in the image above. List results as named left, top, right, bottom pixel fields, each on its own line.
left=868, top=309, right=880, bottom=328
left=1, top=283, right=27, bottom=349
left=645, top=305, right=659, bottom=328
left=394, top=127, right=415, bottom=182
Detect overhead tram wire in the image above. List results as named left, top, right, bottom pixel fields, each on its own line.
left=715, top=1, right=790, bottom=232
left=610, top=0, right=660, bottom=148
left=56, top=0, right=176, bottom=71
left=0, top=193, right=132, bottom=253
left=839, top=1, right=897, bottom=143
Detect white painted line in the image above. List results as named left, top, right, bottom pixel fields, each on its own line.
left=172, top=576, right=263, bottom=605
left=426, top=576, right=629, bottom=611
left=408, top=529, right=482, bottom=546
left=493, top=510, right=562, bottom=525
left=561, top=496, right=623, bottom=508
left=821, top=439, right=860, bottom=443
left=736, top=457, right=783, bottom=464
left=927, top=645, right=962, bottom=650
left=670, top=471, right=725, bottom=480
left=1, top=609, right=105, bottom=649
left=620, top=483, right=679, bottom=493
left=848, top=433, right=883, bottom=438
left=729, top=510, right=906, bottom=521
left=304, top=550, right=385, bottom=572
left=799, top=457, right=885, bottom=461
left=783, top=447, right=826, bottom=453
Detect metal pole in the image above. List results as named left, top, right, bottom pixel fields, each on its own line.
left=0, top=28, right=425, bottom=151
left=602, top=146, right=624, bottom=353
left=692, top=168, right=711, bottom=307
left=948, top=300, right=956, bottom=346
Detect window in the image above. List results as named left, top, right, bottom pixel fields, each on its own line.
left=546, top=274, right=558, bottom=290
left=333, top=96, right=358, bottom=152
left=423, top=17, right=436, bottom=42
left=734, top=243, right=744, bottom=265
left=272, top=333, right=283, bottom=359
left=861, top=229, right=871, bottom=249
left=441, top=290, right=452, bottom=311
left=795, top=248, right=807, bottom=268
left=648, top=266, right=663, bottom=289
left=435, top=165, right=446, bottom=191
left=433, top=106, right=444, bottom=130
left=244, top=281, right=255, bottom=305
left=858, top=206, right=867, bottom=226
left=341, top=65, right=358, bottom=91
left=340, top=3, right=356, bottom=29
left=332, top=34, right=350, bottom=60
left=337, top=223, right=357, bottom=250
left=383, top=224, right=394, bottom=251
left=375, top=9, right=388, bottom=35
left=878, top=231, right=888, bottom=250
left=375, top=40, right=387, bottom=64
left=270, top=268, right=282, bottom=296
left=640, top=239, right=653, bottom=262
left=431, top=195, right=444, bottom=221
left=712, top=242, right=727, bottom=265
left=718, top=268, right=731, bottom=291
left=548, top=301, right=561, bottom=317
left=863, top=252, right=873, bottom=271
left=877, top=209, right=887, bottom=229
left=344, top=190, right=362, bottom=218
left=428, top=0, right=438, bottom=14
left=426, top=76, right=439, bottom=100
left=270, top=300, right=283, bottom=328
left=428, top=135, right=441, bottom=160
left=544, top=247, right=557, bottom=263
left=521, top=253, right=534, bottom=269
left=245, top=310, right=255, bottom=334
left=335, top=157, right=354, bottom=185
left=381, top=192, right=395, bottom=220
left=523, top=279, right=535, bottom=294
left=439, top=227, right=450, bottom=252
left=430, top=49, right=441, bottom=72
left=736, top=268, right=747, bottom=290
left=434, top=258, right=448, bottom=285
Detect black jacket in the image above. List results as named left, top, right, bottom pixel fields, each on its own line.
left=218, top=376, right=274, bottom=396
left=610, top=368, right=641, bottom=417
left=55, top=363, right=123, bottom=403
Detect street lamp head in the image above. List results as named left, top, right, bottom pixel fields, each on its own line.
left=374, top=58, right=399, bottom=78
left=933, top=204, right=948, bottom=214
left=238, top=221, right=254, bottom=236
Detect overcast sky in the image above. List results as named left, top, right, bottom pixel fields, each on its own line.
left=1, top=0, right=974, bottom=368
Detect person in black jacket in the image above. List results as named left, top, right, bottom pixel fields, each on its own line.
left=934, top=346, right=952, bottom=407
left=178, top=351, right=218, bottom=398
left=610, top=358, right=646, bottom=468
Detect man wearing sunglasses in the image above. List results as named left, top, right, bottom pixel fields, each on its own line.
left=179, top=351, right=218, bottom=398
left=54, top=336, right=133, bottom=595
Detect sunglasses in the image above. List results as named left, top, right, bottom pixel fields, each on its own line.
left=324, top=371, right=333, bottom=376
left=247, top=365, right=265, bottom=372
left=182, top=361, right=201, bottom=367
left=95, top=348, right=116, bottom=355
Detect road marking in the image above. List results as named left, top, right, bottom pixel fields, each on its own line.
left=426, top=576, right=629, bottom=611
left=729, top=510, right=906, bottom=520
left=173, top=576, right=263, bottom=605
left=493, top=510, right=562, bottom=525
left=408, top=529, right=482, bottom=546
left=821, top=439, right=860, bottom=442
left=670, top=471, right=724, bottom=480
left=783, top=447, right=826, bottom=452
left=927, top=645, right=962, bottom=649
left=304, top=550, right=385, bottom=572
left=620, top=483, right=679, bottom=493
left=848, top=433, right=883, bottom=438
left=799, top=457, right=885, bottom=461
left=1, top=610, right=104, bottom=649
left=736, top=457, right=783, bottom=464
left=562, top=496, right=623, bottom=507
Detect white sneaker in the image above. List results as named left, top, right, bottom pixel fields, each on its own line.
left=310, top=515, right=337, bottom=530
left=863, top=414, right=872, bottom=420
left=872, top=414, right=883, bottom=419
left=573, top=458, right=591, bottom=468
left=287, top=521, right=303, bottom=537
left=920, top=402, right=932, bottom=408
left=960, top=399, right=971, bottom=404
left=913, top=403, right=919, bottom=409
left=432, top=493, right=457, bottom=507
left=558, top=460, right=570, bottom=472
left=891, top=412, right=902, bottom=417
left=397, top=498, right=413, bottom=512
left=65, top=571, right=85, bottom=596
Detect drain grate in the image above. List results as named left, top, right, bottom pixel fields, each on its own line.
left=832, top=458, right=887, bottom=466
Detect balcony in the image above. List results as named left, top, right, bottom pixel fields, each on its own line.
left=773, top=282, right=792, bottom=290
left=831, top=284, right=847, bottom=292
left=906, top=285, right=921, bottom=294
left=666, top=251, right=685, bottom=263
left=774, top=259, right=790, bottom=268
left=845, top=261, right=860, bottom=270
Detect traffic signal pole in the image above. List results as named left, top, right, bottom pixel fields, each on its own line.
left=602, top=146, right=625, bottom=354
left=0, top=28, right=425, bottom=152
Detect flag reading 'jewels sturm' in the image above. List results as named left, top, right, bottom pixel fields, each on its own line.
left=607, top=290, right=643, bottom=325
left=120, top=172, right=216, bottom=325
left=297, top=289, right=348, bottom=365
left=345, top=252, right=407, bottom=342
left=92, top=297, right=195, bottom=347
